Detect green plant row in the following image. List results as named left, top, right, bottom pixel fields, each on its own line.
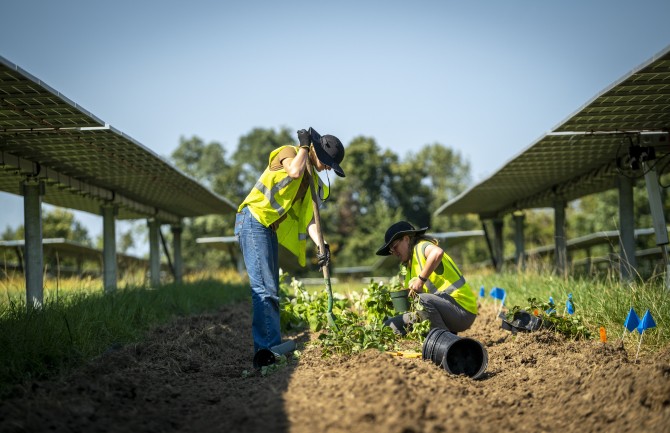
left=279, top=276, right=430, bottom=357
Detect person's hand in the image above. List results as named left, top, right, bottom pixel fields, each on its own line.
left=297, top=129, right=310, bottom=149
left=408, top=277, right=423, bottom=293
left=316, top=243, right=330, bottom=269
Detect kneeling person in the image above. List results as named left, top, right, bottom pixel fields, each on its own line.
left=376, top=221, right=478, bottom=335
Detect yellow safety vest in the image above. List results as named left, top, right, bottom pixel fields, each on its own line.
left=237, top=145, right=327, bottom=266
left=405, top=240, right=478, bottom=315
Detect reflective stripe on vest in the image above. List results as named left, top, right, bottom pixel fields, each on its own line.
left=238, top=145, right=304, bottom=226
left=238, top=145, right=317, bottom=266
left=253, top=175, right=295, bottom=216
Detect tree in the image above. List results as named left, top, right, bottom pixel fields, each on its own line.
left=170, top=129, right=297, bottom=271
left=408, top=144, right=474, bottom=231
left=320, top=137, right=397, bottom=267
left=167, top=129, right=481, bottom=272
left=3, top=208, right=92, bottom=273
left=1, top=225, right=18, bottom=241
left=14, top=208, right=92, bottom=246
left=232, top=127, right=295, bottom=198
left=320, top=137, right=477, bottom=268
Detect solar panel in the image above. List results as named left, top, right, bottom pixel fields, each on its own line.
left=436, top=45, right=670, bottom=218
left=0, top=56, right=236, bottom=222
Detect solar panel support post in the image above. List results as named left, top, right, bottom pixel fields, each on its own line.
left=21, top=178, right=44, bottom=310
left=148, top=219, right=161, bottom=287
left=101, top=204, right=117, bottom=293
left=641, top=162, right=670, bottom=289
left=617, top=175, right=637, bottom=282
left=554, top=200, right=568, bottom=278
left=171, top=225, right=183, bottom=284
left=158, top=227, right=175, bottom=281
left=513, top=212, right=526, bottom=271
left=493, top=218, right=504, bottom=272
left=480, top=219, right=497, bottom=271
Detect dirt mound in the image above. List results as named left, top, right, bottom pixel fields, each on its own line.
left=1, top=301, right=668, bottom=433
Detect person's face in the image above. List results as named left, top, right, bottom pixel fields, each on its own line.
left=389, top=235, right=410, bottom=262
left=309, top=148, right=331, bottom=172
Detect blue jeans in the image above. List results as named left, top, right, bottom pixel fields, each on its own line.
left=384, top=291, right=476, bottom=335
left=234, top=206, right=282, bottom=353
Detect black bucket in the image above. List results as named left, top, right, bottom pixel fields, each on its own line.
left=422, top=328, right=488, bottom=379
left=253, top=340, right=297, bottom=368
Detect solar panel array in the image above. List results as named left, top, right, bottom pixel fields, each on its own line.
left=0, top=55, right=236, bottom=223
left=436, top=45, right=670, bottom=218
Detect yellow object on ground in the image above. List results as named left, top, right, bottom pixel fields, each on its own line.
left=387, top=351, right=422, bottom=358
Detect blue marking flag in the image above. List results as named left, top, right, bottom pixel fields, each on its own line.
left=623, top=307, right=640, bottom=332
left=490, top=287, right=505, bottom=301
left=546, top=296, right=556, bottom=314
left=566, top=293, right=575, bottom=315
left=637, top=310, right=656, bottom=334
left=479, top=286, right=485, bottom=298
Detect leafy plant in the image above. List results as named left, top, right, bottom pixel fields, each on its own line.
left=405, top=317, right=431, bottom=343
left=361, top=280, right=395, bottom=324
left=506, top=297, right=592, bottom=339
left=279, top=276, right=435, bottom=357
left=317, top=310, right=398, bottom=357
left=279, top=276, right=350, bottom=332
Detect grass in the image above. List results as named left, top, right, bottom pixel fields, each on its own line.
left=1, top=266, right=668, bottom=395
left=0, top=270, right=249, bottom=396
left=302, top=268, right=669, bottom=353
left=469, top=269, right=669, bottom=353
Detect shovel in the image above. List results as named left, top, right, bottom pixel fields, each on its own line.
left=304, top=161, right=338, bottom=330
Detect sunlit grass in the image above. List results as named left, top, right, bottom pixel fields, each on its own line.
left=0, top=269, right=249, bottom=395
left=2, top=265, right=667, bottom=396
left=317, top=267, right=669, bottom=353
left=469, top=269, right=669, bottom=353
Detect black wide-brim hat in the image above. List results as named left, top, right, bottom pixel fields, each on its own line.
left=376, top=221, right=428, bottom=256
left=309, top=127, right=346, bottom=177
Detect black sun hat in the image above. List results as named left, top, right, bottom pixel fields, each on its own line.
left=309, top=127, right=345, bottom=177
left=376, top=221, right=428, bottom=256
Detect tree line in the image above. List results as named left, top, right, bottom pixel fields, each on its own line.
left=2, top=127, right=668, bottom=276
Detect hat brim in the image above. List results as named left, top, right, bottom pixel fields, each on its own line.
left=310, top=128, right=345, bottom=178
left=375, top=227, right=428, bottom=256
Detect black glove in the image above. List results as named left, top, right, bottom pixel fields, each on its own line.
left=316, top=243, right=330, bottom=269
left=297, top=129, right=310, bottom=149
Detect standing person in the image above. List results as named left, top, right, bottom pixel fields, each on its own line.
left=376, top=221, right=478, bottom=335
left=234, top=128, right=345, bottom=360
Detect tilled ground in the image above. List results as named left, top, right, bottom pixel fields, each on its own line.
left=1, top=300, right=668, bottom=433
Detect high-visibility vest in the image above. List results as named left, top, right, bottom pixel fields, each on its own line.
left=237, top=145, right=326, bottom=266
left=405, top=240, right=478, bottom=315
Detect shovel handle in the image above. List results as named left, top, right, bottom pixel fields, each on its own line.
left=304, top=161, right=336, bottom=328
left=304, top=163, right=328, bottom=278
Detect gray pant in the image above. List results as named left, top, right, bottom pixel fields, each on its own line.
left=384, top=291, right=476, bottom=336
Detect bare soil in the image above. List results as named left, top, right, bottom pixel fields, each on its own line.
left=1, top=301, right=668, bottom=433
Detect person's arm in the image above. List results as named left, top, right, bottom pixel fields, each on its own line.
left=306, top=219, right=320, bottom=245
left=408, top=243, right=444, bottom=292
left=282, top=129, right=312, bottom=179
left=281, top=147, right=310, bottom=179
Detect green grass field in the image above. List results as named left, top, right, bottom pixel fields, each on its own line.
left=1, top=268, right=667, bottom=396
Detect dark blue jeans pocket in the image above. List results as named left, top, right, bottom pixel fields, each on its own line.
left=234, top=210, right=246, bottom=237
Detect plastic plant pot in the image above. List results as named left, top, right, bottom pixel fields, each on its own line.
left=390, top=289, right=411, bottom=313
left=422, top=328, right=488, bottom=379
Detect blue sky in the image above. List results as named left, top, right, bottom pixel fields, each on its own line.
left=2, top=0, right=670, bottom=244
